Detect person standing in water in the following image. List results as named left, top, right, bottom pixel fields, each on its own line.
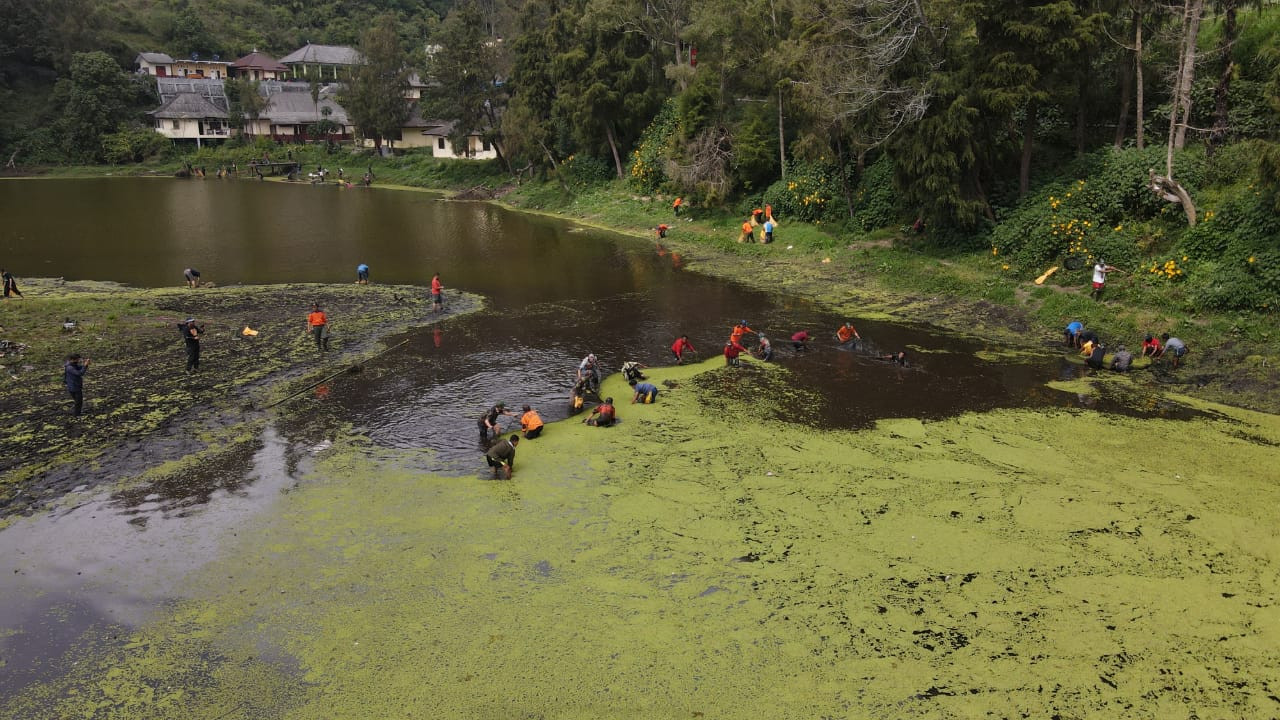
left=835, top=322, right=860, bottom=346
left=356, top=263, right=370, bottom=284
left=485, top=435, right=519, bottom=479
left=431, top=273, right=444, bottom=312
left=183, top=268, right=201, bottom=288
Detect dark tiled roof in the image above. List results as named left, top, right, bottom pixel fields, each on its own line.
left=231, top=51, right=288, bottom=72
left=148, top=93, right=228, bottom=119
left=279, top=44, right=363, bottom=66
left=136, top=52, right=175, bottom=65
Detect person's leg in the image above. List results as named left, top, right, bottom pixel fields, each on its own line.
left=193, top=343, right=200, bottom=371
left=186, top=344, right=196, bottom=371
left=70, top=390, right=82, bottom=416
left=312, top=326, right=323, bottom=351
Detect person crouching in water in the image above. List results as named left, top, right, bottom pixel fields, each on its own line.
left=520, top=405, right=544, bottom=439
left=1110, top=345, right=1133, bottom=372
left=755, top=334, right=773, bottom=361
left=585, top=397, right=617, bottom=426
left=478, top=402, right=515, bottom=444
left=485, top=435, right=519, bottom=479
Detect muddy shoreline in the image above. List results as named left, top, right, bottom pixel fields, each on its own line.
left=0, top=280, right=481, bottom=516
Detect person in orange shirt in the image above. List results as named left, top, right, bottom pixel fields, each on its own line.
left=431, top=272, right=444, bottom=312
left=730, top=320, right=755, bottom=346
left=673, top=197, right=683, bottom=217
left=739, top=221, right=753, bottom=243
left=520, top=405, right=544, bottom=439
left=835, top=322, right=860, bottom=345
left=307, top=303, right=329, bottom=352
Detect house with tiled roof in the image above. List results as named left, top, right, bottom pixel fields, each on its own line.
left=134, top=52, right=175, bottom=76
left=230, top=51, right=288, bottom=82
left=279, top=44, right=363, bottom=80
left=148, top=93, right=230, bottom=147
left=243, top=83, right=355, bottom=142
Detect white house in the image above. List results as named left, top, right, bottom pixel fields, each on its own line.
left=148, top=93, right=230, bottom=147
left=243, top=85, right=355, bottom=141
left=230, top=51, right=289, bottom=82
left=134, top=52, right=175, bottom=76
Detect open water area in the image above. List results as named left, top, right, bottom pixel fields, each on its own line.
left=1, top=178, right=1274, bottom=717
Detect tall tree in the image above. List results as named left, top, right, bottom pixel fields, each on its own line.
left=342, top=14, right=411, bottom=152
left=52, top=51, right=152, bottom=162
left=503, top=0, right=571, bottom=175
left=554, top=13, right=664, bottom=179
left=423, top=1, right=512, bottom=172
left=968, top=0, right=1102, bottom=196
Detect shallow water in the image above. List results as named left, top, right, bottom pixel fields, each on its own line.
left=0, top=178, right=1227, bottom=704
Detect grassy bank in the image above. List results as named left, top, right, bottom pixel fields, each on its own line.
left=0, top=279, right=481, bottom=514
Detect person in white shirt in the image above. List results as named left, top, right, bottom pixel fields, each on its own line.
left=1091, top=259, right=1119, bottom=301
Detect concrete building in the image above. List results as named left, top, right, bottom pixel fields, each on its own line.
left=148, top=93, right=230, bottom=147
left=279, top=44, right=363, bottom=81
left=230, top=51, right=289, bottom=82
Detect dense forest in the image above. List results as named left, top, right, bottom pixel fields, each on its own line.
left=2, top=0, right=1279, bottom=311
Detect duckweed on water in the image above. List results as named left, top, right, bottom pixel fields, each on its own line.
left=5, top=357, right=1279, bottom=718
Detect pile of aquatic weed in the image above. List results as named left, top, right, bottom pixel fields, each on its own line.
left=0, top=279, right=481, bottom=513
left=5, top=356, right=1278, bottom=717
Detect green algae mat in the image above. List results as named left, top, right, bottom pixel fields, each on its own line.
left=4, top=358, right=1279, bottom=718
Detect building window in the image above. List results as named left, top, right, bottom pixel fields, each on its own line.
left=171, top=120, right=180, bottom=130
left=482, top=139, right=491, bottom=152
left=437, top=138, right=445, bottom=150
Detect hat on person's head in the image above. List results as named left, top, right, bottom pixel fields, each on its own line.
left=1145, top=334, right=1153, bottom=342
left=740, top=320, right=748, bottom=325
left=185, top=318, right=196, bottom=324
left=496, top=402, right=505, bottom=408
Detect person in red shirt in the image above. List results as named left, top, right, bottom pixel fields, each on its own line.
left=431, top=273, right=444, bottom=312
left=1141, top=334, right=1162, bottom=357
left=306, top=303, right=329, bottom=352
left=724, top=339, right=747, bottom=367
left=791, top=330, right=810, bottom=352
left=670, top=335, right=697, bottom=364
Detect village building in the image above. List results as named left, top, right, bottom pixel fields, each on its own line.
left=279, top=44, right=363, bottom=81
left=229, top=51, right=288, bottom=82
left=134, top=52, right=175, bottom=77
left=148, top=93, right=230, bottom=147
left=242, top=83, right=355, bottom=142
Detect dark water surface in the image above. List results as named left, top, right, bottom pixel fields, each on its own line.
left=0, top=178, right=1194, bottom=696
left=2, top=176, right=1104, bottom=451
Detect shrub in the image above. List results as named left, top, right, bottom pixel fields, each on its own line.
left=849, top=155, right=898, bottom=231
left=629, top=99, right=676, bottom=192
left=102, top=127, right=171, bottom=164
left=761, top=159, right=837, bottom=223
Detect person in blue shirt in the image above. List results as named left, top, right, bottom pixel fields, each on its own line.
left=762, top=219, right=774, bottom=244
left=630, top=380, right=659, bottom=404
left=1064, top=321, right=1084, bottom=347
left=63, top=354, right=89, bottom=416
left=356, top=263, right=369, bottom=284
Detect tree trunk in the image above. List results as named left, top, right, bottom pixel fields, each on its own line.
left=777, top=86, right=787, bottom=180
left=1208, top=0, right=1237, bottom=157
left=1019, top=101, right=1037, bottom=197
left=1135, top=6, right=1145, bottom=149
left=1076, top=75, right=1087, bottom=155
left=1173, top=0, right=1204, bottom=150
left=1114, top=14, right=1134, bottom=148
left=604, top=122, right=624, bottom=180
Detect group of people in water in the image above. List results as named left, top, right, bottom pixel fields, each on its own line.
left=479, top=319, right=911, bottom=479
left=1065, top=321, right=1189, bottom=370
